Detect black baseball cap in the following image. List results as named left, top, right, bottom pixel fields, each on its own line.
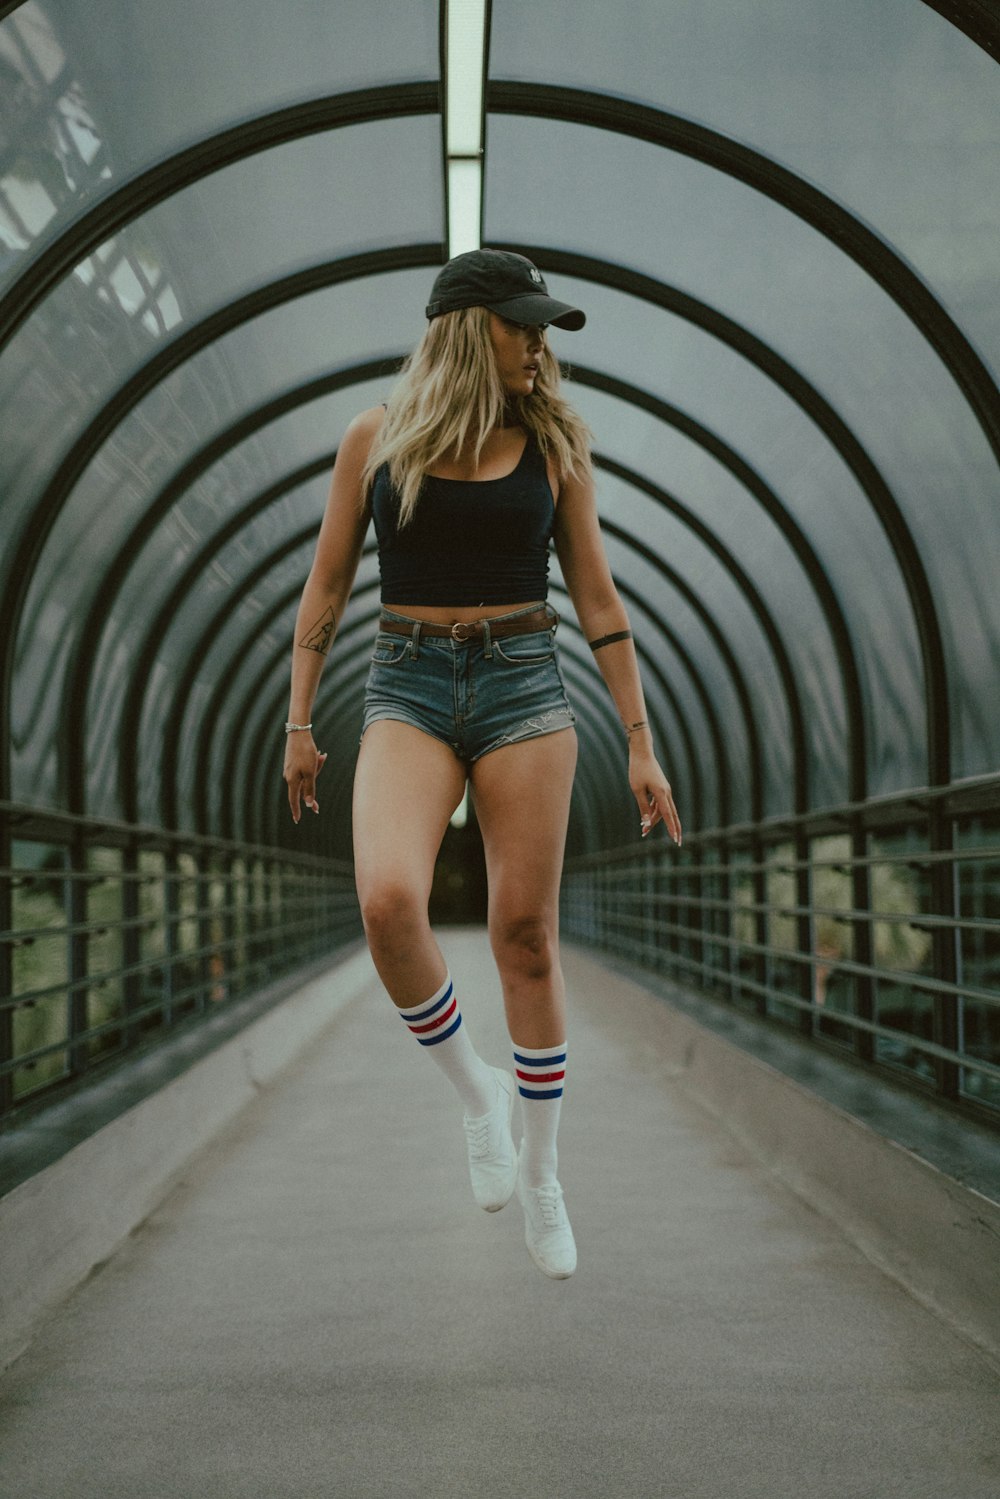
left=425, top=249, right=586, bottom=330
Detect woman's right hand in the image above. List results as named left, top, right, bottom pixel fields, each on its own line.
left=284, top=733, right=328, bottom=823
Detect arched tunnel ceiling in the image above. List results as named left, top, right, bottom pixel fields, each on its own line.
left=0, top=0, right=997, bottom=861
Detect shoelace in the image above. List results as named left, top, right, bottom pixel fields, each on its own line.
left=464, top=1117, right=493, bottom=1160
left=532, top=1184, right=566, bottom=1229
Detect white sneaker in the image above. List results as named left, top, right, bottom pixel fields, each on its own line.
left=516, top=1146, right=577, bottom=1279
left=462, top=1067, right=518, bottom=1212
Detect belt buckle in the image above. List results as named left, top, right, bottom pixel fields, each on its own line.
left=450, top=620, right=474, bottom=642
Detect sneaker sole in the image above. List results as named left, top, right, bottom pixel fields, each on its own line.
left=524, top=1238, right=576, bottom=1279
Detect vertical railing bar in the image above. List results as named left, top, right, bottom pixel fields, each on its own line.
left=66, top=834, right=88, bottom=1079
left=929, top=804, right=960, bottom=1100
left=122, top=841, right=141, bottom=1045
left=0, top=814, right=13, bottom=1111
left=795, top=827, right=813, bottom=1037
left=851, top=818, right=876, bottom=1064
left=162, top=849, right=179, bottom=1029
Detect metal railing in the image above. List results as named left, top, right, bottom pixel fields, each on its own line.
left=0, top=802, right=362, bottom=1120
left=561, top=775, right=1000, bottom=1123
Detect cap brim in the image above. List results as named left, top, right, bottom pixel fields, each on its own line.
left=487, top=294, right=586, bottom=331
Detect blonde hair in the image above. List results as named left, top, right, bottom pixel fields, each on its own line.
left=362, top=306, right=592, bottom=525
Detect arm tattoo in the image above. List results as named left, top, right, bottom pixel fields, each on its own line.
left=299, top=607, right=336, bottom=655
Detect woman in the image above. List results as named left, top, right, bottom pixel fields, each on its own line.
left=284, top=249, right=681, bottom=1279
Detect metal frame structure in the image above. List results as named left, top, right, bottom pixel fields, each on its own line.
left=2, top=0, right=997, bottom=1128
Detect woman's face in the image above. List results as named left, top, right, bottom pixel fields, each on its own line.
left=487, top=313, right=547, bottom=397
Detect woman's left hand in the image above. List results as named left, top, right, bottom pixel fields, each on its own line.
left=629, top=748, right=682, bottom=846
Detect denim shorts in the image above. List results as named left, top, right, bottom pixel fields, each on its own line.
left=361, top=602, right=577, bottom=763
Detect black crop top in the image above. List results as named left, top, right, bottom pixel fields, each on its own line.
left=371, top=430, right=555, bottom=605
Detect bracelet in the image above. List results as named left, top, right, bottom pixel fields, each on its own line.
left=284, top=722, right=313, bottom=734
left=589, top=629, right=633, bottom=653
left=623, top=720, right=648, bottom=737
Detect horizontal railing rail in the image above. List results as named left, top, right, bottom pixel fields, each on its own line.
left=0, top=801, right=362, bottom=1120
left=561, top=775, right=1000, bottom=1125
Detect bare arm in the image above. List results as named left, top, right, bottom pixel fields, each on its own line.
left=283, top=406, right=383, bottom=822
left=553, top=465, right=682, bottom=845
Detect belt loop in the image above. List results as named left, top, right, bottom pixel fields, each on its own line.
left=410, top=620, right=421, bottom=660
left=481, top=616, right=493, bottom=660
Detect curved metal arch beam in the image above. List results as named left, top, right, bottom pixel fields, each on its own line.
left=152, top=505, right=704, bottom=845
left=116, top=457, right=335, bottom=822
left=17, top=251, right=437, bottom=799
left=548, top=581, right=706, bottom=829
left=231, top=620, right=376, bottom=850
left=118, top=382, right=735, bottom=834
left=190, top=527, right=689, bottom=851
left=918, top=1, right=1000, bottom=61
left=563, top=630, right=699, bottom=832
left=7, top=246, right=431, bottom=702
left=1, top=254, right=430, bottom=803
left=578, top=574, right=721, bottom=826
left=236, top=536, right=734, bottom=857
left=183, top=510, right=744, bottom=847
left=241, top=610, right=383, bottom=846
left=48, top=358, right=392, bottom=819
left=506, top=247, right=951, bottom=789
left=592, top=450, right=809, bottom=814
left=572, top=364, right=867, bottom=802
left=183, top=549, right=712, bottom=850
left=5, top=244, right=427, bottom=606
left=599, top=516, right=765, bottom=821
left=76, top=450, right=334, bottom=816
left=138, top=456, right=702, bottom=843
left=0, top=2, right=994, bottom=79
left=184, top=558, right=378, bottom=832
left=1, top=89, right=971, bottom=809
left=157, top=462, right=719, bottom=840
left=559, top=656, right=679, bottom=848
left=54, top=365, right=775, bottom=837
left=488, top=88, right=1000, bottom=474
left=0, top=84, right=441, bottom=354
left=140, top=446, right=754, bottom=842
left=189, top=521, right=713, bottom=848
left=182, top=468, right=758, bottom=837
left=13, top=343, right=407, bottom=821
left=56, top=281, right=827, bottom=827
left=37, top=245, right=877, bottom=817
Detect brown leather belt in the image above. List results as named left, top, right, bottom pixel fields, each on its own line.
left=378, top=606, right=557, bottom=642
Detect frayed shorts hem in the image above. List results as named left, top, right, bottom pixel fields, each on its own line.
left=359, top=707, right=576, bottom=764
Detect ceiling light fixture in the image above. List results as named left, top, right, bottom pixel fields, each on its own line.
left=445, top=0, right=488, bottom=257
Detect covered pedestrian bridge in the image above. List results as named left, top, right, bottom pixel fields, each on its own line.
left=1, top=2, right=999, bottom=1492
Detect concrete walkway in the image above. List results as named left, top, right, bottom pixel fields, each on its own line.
left=1, top=931, right=998, bottom=1499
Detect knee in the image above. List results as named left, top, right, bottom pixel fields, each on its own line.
left=359, top=880, right=427, bottom=958
left=491, top=913, right=556, bottom=983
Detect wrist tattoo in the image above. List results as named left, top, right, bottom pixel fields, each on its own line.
left=299, top=607, right=336, bottom=655
left=589, top=629, right=632, bottom=653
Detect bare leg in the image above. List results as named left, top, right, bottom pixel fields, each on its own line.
left=470, top=728, right=578, bottom=1047
left=473, top=728, right=579, bottom=1267
left=352, top=720, right=467, bottom=1005
left=354, top=719, right=514, bottom=1189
